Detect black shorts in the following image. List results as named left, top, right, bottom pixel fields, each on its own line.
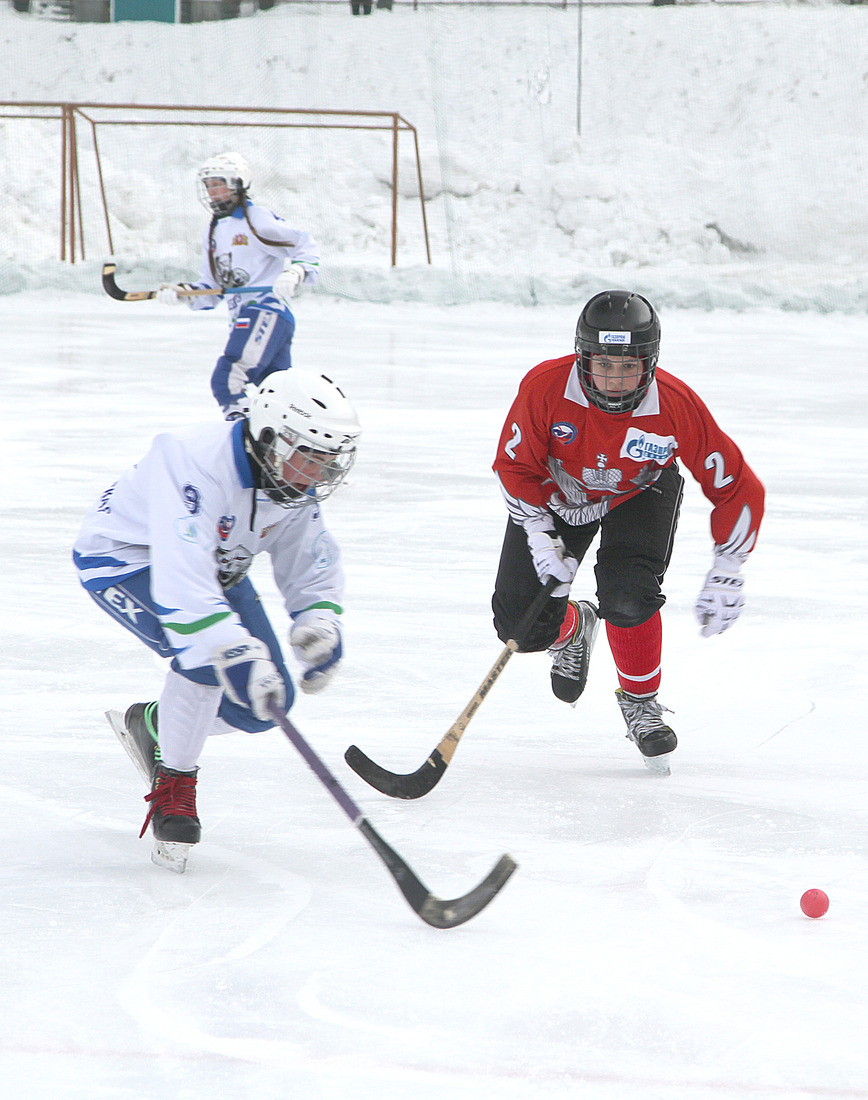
left=492, top=464, right=684, bottom=651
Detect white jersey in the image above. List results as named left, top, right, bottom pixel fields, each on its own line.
left=187, top=201, right=320, bottom=324
left=74, top=421, right=344, bottom=671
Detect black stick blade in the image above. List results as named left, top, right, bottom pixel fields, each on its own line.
left=101, top=261, right=153, bottom=301
left=357, top=818, right=517, bottom=929
left=345, top=744, right=446, bottom=799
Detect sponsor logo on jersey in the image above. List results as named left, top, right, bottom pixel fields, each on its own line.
left=620, top=428, right=678, bottom=464
left=259, top=522, right=278, bottom=539
left=253, top=315, right=269, bottom=344
left=232, top=233, right=249, bottom=246
left=551, top=421, right=578, bottom=445
left=599, top=330, right=631, bottom=344
left=174, top=517, right=200, bottom=544
left=312, top=532, right=335, bottom=570
left=183, top=484, right=202, bottom=515
left=217, top=515, right=237, bottom=540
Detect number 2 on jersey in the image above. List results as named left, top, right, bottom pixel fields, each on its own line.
left=505, top=422, right=522, bottom=460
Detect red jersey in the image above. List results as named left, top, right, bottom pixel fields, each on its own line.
left=493, top=355, right=764, bottom=558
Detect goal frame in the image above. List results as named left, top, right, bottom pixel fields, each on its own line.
left=0, top=100, right=431, bottom=267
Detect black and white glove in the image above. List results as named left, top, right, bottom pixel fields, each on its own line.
left=290, top=611, right=342, bottom=694
left=695, top=553, right=746, bottom=637
left=526, top=530, right=578, bottom=598
left=214, top=638, right=285, bottom=721
left=155, top=283, right=196, bottom=305
left=273, top=264, right=306, bottom=305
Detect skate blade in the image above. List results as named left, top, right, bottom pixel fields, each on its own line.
left=151, top=841, right=192, bottom=874
left=642, top=752, right=673, bottom=777
left=106, top=709, right=152, bottom=787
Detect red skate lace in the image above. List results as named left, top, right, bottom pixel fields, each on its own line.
left=140, top=771, right=198, bottom=838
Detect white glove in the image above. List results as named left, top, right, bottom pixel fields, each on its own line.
left=526, top=530, right=578, bottom=598
left=290, top=611, right=342, bottom=695
left=214, top=638, right=286, bottom=721
left=155, top=283, right=195, bottom=305
left=273, top=264, right=306, bottom=305
left=695, top=554, right=746, bottom=637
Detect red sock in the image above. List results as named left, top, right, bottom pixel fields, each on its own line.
left=552, top=601, right=578, bottom=648
left=606, top=612, right=662, bottom=697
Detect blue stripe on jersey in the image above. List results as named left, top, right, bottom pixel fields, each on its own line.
left=231, top=419, right=256, bottom=487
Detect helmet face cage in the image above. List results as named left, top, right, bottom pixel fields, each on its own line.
left=575, top=339, right=659, bottom=413
left=196, top=154, right=251, bottom=217
left=253, top=426, right=357, bottom=508
left=574, top=291, right=660, bottom=413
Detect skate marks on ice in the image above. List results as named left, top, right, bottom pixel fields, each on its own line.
left=116, top=843, right=314, bottom=1049
left=749, top=698, right=816, bottom=750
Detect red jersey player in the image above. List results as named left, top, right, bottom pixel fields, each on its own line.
left=492, top=290, right=764, bottom=773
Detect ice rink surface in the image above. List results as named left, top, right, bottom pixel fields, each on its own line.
left=2, top=291, right=867, bottom=1099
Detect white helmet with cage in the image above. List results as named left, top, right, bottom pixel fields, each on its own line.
left=244, top=371, right=361, bottom=508
left=196, top=152, right=252, bottom=216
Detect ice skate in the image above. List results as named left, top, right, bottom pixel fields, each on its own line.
left=140, top=763, right=201, bottom=874
left=549, top=601, right=599, bottom=705
left=615, top=689, right=677, bottom=775
left=106, top=702, right=160, bottom=785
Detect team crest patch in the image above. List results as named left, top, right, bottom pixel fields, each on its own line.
left=217, top=515, right=236, bottom=540
left=551, top=421, right=578, bottom=445
left=232, top=233, right=249, bottom=246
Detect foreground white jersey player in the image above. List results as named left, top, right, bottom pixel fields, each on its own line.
left=73, top=371, right=360, bottom=872
left=156, top=152, right=320, bottom=419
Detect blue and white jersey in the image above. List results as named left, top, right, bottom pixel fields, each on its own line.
left=73, top=420, right=343, bottom=671
left=187, top=201, right=320, bottom=324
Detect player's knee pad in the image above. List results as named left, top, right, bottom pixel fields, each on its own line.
left=595, top=556, right=664, bottom=628
left=492, top=590, right=567, bottom=652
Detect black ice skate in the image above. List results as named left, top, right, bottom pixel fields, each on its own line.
left=106, top=702, right=160, bottom=785
left=549, top=601, right=599, bottom=705
left=615, top=689, right=677, bottom=776
left=140, top=763, right=201, bottom=874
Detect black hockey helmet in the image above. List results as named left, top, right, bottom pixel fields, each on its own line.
left=575, top=290, right=661, bottom=413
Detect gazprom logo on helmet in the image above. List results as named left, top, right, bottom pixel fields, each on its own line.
left=599, top=330, right=631, bottom=344
left=551, top=421, right=578, bottom=445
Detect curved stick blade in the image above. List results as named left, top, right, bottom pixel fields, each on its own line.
left=102, top=260, right=153, bottom=301
left=416, top=855, right=518, bottom=929
left=357, top=819, right=517, bottom=929
left=344, top=744, right=446, bottom=799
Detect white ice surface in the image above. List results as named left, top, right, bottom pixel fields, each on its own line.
left=2, top=291, right=867, bottom=1099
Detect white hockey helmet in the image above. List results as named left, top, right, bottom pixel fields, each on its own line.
left=196, top=152, right=252, bottom=216
left=245, top=370, right=361, bottom=508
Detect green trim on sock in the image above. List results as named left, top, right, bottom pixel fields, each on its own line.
left=299, top=601, right=343, bottom=615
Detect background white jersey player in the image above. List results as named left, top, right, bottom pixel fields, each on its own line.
left=492, top=289, right=765, bottom=774
left=74, top=371, right=360, bottom=872
left=157, top=152, right=320, bottom=419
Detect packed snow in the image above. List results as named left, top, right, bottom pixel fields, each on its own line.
left=2, top=3, right=868, bottom=1099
